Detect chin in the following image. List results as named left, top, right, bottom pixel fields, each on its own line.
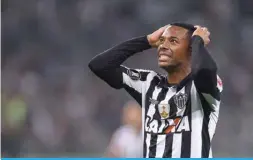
left=158, top=61, right=171, bottom=68
left=158, top=62, right=177, bottom=72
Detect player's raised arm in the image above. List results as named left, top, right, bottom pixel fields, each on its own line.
left=88, top=36, right=150, bottom=89
left=191, top=26, right=222, bottom=101
left=88, top=26, right=167, bottom=89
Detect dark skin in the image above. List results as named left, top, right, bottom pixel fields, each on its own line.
left=157, top=26, right=192, bottom=84
left=147, top=25, right=210, bottom=84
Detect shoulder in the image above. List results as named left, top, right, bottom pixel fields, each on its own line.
left=121, top=65, right=161, bottom=82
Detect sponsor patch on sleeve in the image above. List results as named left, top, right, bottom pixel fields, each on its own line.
left=127, top=69, right=141, bottom=80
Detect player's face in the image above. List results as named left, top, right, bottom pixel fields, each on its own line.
left=157, top=26, right=191, bottom=71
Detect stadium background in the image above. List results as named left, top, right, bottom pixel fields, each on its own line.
left=1, top=0, right=253, bottom=157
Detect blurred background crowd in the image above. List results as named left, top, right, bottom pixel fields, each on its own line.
left=1, top=0, right=253, bottom=157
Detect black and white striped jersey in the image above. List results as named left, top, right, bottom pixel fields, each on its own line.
left=120, top=65, right=222, bottom=158
left=89, top=35, right=223, bottom=158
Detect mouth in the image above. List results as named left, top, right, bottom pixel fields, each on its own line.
left=158, top=55, right=173, bottom=64
left=158, top=51, right=173, bottom=58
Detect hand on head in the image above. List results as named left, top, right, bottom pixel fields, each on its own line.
left=147, top=25, right=170, bottom=48
left=192, top=25, right=210, bottom=46
left=147, top=24, right=211, bottom=48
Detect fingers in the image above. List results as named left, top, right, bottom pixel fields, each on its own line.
left=202, top=27, right=210, bottom=36
left=159, top=25, right=170, bottom=33
left=202, top=27, right=207, bottom=32
left=193, top=25, right=211, bottom=46
left=159, top=26, right=167, bottom=31
left=195, top=25, right=208, bottom=31
left=194, top=25, right=201, bottom=29
left=195, top=25, right=210, bottom=36
left=202, top=27, right=210, bottom=35
left=159, top=25, right=169, bottom=31
left=195, top=25, right=208, bottom=32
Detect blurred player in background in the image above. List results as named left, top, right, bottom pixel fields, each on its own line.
left=89, top=23, right=223, bottom=158
left=105, top=101, right=142, bottom=158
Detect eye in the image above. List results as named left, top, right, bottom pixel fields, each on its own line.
left=170, top=39, right=178, bottom=44
left=159, top=37, right=165, bottom=43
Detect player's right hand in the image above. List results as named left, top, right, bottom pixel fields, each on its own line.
left=192, top=25, right=210, bottom=46
left=147, top=25, right=169, bottom=48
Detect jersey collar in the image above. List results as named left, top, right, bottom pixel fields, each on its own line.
left=158, top=73, right=193, bottom=91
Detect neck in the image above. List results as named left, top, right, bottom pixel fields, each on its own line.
left=167, top=65, right=191, bottom=84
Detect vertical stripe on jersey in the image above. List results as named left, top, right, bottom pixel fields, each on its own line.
left=168, top=97, right=177, bottom=118
left=180, top=82, right=192, bottom=157
left=145, top=133, right=151, bottom=158
left=171, top=133, right=182, bottom=158
left=209, top=147, right=213, bottom=158
left=155, top=135, right=167, bottom=157
left=181, top=131, right=191, bottom=157
left=143, top=76, right=160, bottom=157
left=162, top=133, right=173, bottom=157
left=148, top=88, right=168, bottom=158
left=202, top=93, right=220, bottom=141
left=155, top=88, right=169, bottom=130
left=142, top=72, right=157, bottom=158
left=190, top=82, right=204, bottom=157
left=199, top=93, right=212, bottom=158
left=168, top=86, right=187, bottom=158
left=149, top=134, right=158, bottom=158
left=141, top=85, right=146, bottom=158
left=158, top=87, right=177, bottom=133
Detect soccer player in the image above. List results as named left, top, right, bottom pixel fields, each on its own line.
left=88, top=23, right=223, bottom=158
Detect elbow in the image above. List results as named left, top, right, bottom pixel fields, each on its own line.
left=207, top=61, right=218, bottom=73
left=88, top=59, right=102, bottom=74
left=88, top=61, right=122, bottom=90
left=88, top=59, right=108, bottom=80
left=88, top=60, right=95, bottom=72
left=192, top=59, right=218, bottom=75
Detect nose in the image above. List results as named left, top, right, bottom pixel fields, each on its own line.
left=159, top=41, right=170, bottom=51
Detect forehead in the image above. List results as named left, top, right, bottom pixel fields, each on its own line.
left=162, top=25, right=189, bottom=39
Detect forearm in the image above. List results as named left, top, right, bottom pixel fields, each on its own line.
left=191, top=35, right=218, bottom=95
left=88, top=36, right=151, bottom=89
left=191, top=35, right=217, bottom=75
left=88, top=36, right=151, bottom=72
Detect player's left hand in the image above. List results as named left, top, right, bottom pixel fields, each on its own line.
left=147, top=25, right=170, bottom=48
left=192, top=25, right=210, bottom=46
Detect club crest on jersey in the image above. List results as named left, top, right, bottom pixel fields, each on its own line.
left=173, top=93, right=187, bottom=109
left=158, top=104, right=170, bottom=119
left=127, top=69, right=141, bottom=80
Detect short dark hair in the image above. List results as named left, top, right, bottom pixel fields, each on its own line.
left=171, top=22, right=196, bottom=37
